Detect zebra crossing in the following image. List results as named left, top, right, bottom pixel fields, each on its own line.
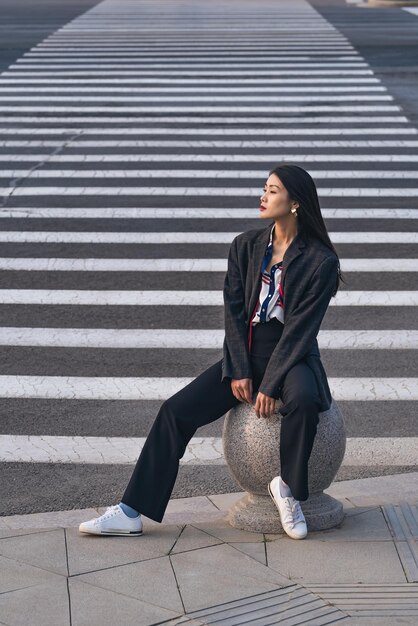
left=0, top=0, right=417, bottom=511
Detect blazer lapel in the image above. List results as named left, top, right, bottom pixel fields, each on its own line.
left=246, top=223, right=306, bottom=322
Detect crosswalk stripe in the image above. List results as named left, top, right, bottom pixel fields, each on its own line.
left=0, top=106, right=399, bottom=113
left=3, top=187, right=418, bottom=197
left=2, top=169, right=417, bottom=179
left=0, top=377, right=416, bottom=400
left=0, top=258, right=416, bottom=273
left=0, top=290, right=416, bottom=306
left=11, top=62, right=371, bottom=68
left=0, top=328, right=416, bottom=350
left=0, top=435, right=416, bottom=465
left=0, top=96, right=395, bottom=102
left=5, top=126, right=409, bottom=134
left=0, top=208, right=416, bottom=219
left=4, top=155, right=418, bottom=163
left=0, top=116, right=406, bottom=124
left=0, top=232, right=416, bottom=244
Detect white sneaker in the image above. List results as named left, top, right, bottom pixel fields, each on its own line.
left=268, top=476, right=307, bottom=539
left=78, top=504, right=143, bottom=536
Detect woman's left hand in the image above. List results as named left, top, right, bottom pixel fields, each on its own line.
left=254, top=391, right=277, bottom=419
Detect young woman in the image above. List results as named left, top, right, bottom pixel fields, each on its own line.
left=79, top=163, right=343, bottom=540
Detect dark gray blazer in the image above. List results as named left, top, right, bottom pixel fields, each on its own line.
left=221, top=220, right=339, bottom=413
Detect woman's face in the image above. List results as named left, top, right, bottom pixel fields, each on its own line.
left=259, top=173, right=298, bottom=220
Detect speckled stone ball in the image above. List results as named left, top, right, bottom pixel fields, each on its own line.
left=222, top=396, right=346, bottom=533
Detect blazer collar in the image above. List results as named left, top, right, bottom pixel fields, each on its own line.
left=248, top=221, right=306, bottom=318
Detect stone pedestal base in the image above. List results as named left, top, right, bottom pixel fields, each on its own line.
left=227, top=491, right=344, bottom=534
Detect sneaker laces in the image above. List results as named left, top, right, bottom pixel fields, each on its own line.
left=282, top=497, right=305, bottom=528
left=94, top=504, right=120, bottom=524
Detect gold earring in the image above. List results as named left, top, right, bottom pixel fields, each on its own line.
left=291, top=207, right=298, bottom=217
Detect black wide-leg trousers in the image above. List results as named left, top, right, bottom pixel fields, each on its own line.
left=121, top=318, right=322, bottom=522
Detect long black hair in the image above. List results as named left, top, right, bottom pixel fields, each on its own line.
left=268, top=163, right=345, bottom=296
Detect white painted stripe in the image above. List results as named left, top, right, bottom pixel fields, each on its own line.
left=2, top=169, right=417, bottom=180
left=0, top=258, right=416, bottom=273
left=0, top=208, right=416, bottom=219
left=0, top=290, right=415, bottom=306
left=0, top=86, right=388, bottom=93
left=23, top=49, right=361, bottom=56
left=0, top=376, right=416, bottom=400
left=0, top=116, right=405, bottom=125
left=36, top=43, right=356, bottom=48
left=0, top=96, right=394, bottom=103
left=4, top=154, right=418, bottom=164
left=20, top=53, right=363, bottom=60
left=16, top=57, right=367, bottom=65
left=0, top=78, right=381, bottom=85
left=402, top=8, right=418, bottom=16
left=11, top=62, right=370, bottom=69
left=23, top=55, right=363, bottom=62
left=0, top=231, right=416, bottom=244
left=3, top=70, right=377, bottom=77
left=2, top=187, right=418, bottom=198
left=2, top=140, right=415, bottom=148
left=0, top=106, right=399, bottom=113
left=4, top=127, right=412, bottom=136
left=1, top=328, right=416, bottom=350
left=0, top=435, right=416, bottom=466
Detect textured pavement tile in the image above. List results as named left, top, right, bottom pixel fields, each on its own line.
left=0, top=578, right=69, bottom=626
left=75, top=554, right=184, bottom=613
left=307, top=507, right=393, bottom=542
left=66, top=524, right=183, bottom=575
left=0, top=528, right=68, bottom=576
left=0, top=554, right=63, bottom=594
left=170, top=542, right=291, bottom=613
left=342, top=615, right=417, bottom=626
left=68, top=578, right=181, bottom=625
left=169, top=524, right=223, bottom=554
left=190, top=517, right=265, bottom=543
left=267, top=540, right=407, bottom=584
left=185, top=585, right=350, bottom=625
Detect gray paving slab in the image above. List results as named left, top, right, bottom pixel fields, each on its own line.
left=66, top=524, right=184, bottom=575
left=170, top=542, right=291, bottom=613
left=0, top=578, right=70, bottom=626
left=68, top=578, right=181, bottom=626
left=267, top=539, right=407, bottom=584
left=0, top=528, right=68, bottom=576
left=189, top=516, right=266, bottom=543
left=308, top=506, right=393, bottom=542
left=0, top=554, right=63, bottom=595
left=75, top=555, right=184, bottom=614
left=231, top=541, right=268, bottom=566
left=1, top=508, right=103, bottom=529
left=170, top=524, right=223, bottom=554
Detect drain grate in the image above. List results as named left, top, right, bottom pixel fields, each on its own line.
left=170, top=584, right=349, bottom=625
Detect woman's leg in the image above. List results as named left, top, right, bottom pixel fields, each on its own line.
left=278, top=359, right=322, bottom=502
left=121, top=358, right=246, bottom=523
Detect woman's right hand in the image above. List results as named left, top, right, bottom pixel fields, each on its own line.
left=231, top=378, right=253, bottom=404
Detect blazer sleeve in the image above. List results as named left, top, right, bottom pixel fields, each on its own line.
left=222, top=236, right=253, bottom=380
left=257, top=254, right=338, bottom=398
